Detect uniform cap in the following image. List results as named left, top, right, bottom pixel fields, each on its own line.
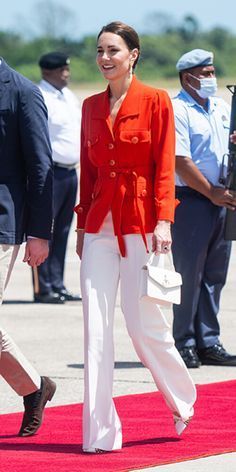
left=176, top=48, right=214, bottom=71
left=38, top=51, right=70, bottom=70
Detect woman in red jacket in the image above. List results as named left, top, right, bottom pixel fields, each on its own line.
left=75, top=21, right=196, bottom=453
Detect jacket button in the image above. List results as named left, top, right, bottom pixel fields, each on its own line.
left=142, top=189, right=147, bottom=196
left=87, top=140, right=91, bottom=147
left=108, top=143, right=114, bottom=149
left=109, top=159, right=115, bottom=166
left=110, top=171, right=116, bottom=178
left=131, top=136, right=139, bottom=144
left=77, top=207, right=83, bottom=213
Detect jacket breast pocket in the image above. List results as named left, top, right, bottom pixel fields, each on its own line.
left=119, top=130, right=151, bottom=165
left=119, top=130, right=151, bottom=144
left=86, top=136, right=99, bottom=148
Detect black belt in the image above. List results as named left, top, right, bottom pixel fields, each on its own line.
left=175, top=186, right=209, bottom=201
left=54, top=162, right=78, bottom=170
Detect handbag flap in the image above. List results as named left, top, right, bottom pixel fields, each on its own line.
left=147, top=265, right=182, bottom=289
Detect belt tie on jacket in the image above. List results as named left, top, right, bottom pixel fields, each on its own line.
left=109, top=168, right=149, bottom=257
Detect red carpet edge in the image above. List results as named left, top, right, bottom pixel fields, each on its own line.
left=0, top=380, right=235, bottom=472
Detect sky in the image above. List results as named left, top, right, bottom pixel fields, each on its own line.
left=1, top=0, right=236, bottom=39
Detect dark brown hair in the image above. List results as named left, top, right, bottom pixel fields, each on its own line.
left=97, top=21, right=140, bottom=69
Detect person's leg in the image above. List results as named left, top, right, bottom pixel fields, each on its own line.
left=81, top=230, right=122, bottom=451
left=172, top=192, right=215, bottom=350
left=51, top=168, right=78, bottom=292
left=0, top=244, right=56, bottom=436
left=32, top=167, right=72, bottom=296
left=196, top=206, right=231, bottom=348
left=120, top=234, right=196, bottom=432
left=32, top=168, right=78, bottom=301
left=0, top=244, right=40, bottom=395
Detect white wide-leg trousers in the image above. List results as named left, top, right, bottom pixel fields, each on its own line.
left=0, top=244, right=41, bottom=395
left=81, top=216, right=196, bottom=451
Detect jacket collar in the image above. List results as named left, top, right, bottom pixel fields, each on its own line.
left=93, top=75, right=141, bottom=121
left=179, top=88, right=216, bottom=114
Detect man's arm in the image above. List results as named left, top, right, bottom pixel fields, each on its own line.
left=176, top=156, right=236, bottom=209
left=19, top=80, right=53, bottom=265
left=19, top=82, right=53, bottom=240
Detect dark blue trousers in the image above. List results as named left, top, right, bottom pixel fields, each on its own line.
left=33, top=166, right=78, bottom=294
left=172, top=187, right=231, bottom=350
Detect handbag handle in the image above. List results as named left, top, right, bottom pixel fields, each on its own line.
left=147, top=251, right=175, bottom=271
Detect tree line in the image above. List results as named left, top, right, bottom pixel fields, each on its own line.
left=1, top=5, right=236, bottom=84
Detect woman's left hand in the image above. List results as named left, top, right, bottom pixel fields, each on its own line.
left=152, top=220, right=172, bottom=254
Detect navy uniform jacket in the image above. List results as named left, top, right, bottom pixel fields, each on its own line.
left=0, top=59, right=53, bottom=244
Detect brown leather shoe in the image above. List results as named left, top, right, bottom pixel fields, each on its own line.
left=18, top=376, right=56, bottom=437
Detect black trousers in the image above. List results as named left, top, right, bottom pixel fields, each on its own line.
left=172, top=187, right=231, bottom=350
left=32, top=166, right=78, bottom=295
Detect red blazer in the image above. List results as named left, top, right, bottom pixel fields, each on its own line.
left=75, top=76, right=176, bottom=256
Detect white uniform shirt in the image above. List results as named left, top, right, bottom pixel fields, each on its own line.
left=38, top=79, right=81, bottom=165
left=172, top=89, right=230, bottom=186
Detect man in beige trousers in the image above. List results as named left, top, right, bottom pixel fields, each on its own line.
left=0, top=57, right=56, bottom=436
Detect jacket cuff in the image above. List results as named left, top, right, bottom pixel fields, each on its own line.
left=155, top=198, right=180, bottom=223
left=74, top=204, right=89, bottom=228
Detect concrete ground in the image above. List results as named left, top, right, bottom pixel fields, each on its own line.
left=0, top=224, right=236, bottom=471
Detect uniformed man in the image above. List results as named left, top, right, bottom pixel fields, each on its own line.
left=33, top=52, right=82, bottom=303
left=172, top=49, right=236, bottom=368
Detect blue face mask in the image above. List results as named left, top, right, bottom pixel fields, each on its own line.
left=188, top=74, right=218, bottom=99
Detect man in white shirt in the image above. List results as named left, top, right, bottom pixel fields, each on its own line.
left=33, top=52, right=82, bottom=303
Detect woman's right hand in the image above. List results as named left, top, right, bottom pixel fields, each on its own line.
left=76, top=230, right=85, bottom=259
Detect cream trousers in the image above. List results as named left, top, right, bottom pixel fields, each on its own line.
left=81, top=214, right=196, bottom=451
left=0, top=244, right=40, bottom=395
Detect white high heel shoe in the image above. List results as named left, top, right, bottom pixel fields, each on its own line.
left=83, top=447, right=107, bottom=454
left=174, top=414, right=191, bottom=435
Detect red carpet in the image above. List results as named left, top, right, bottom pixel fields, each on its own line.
left=0, top=380, right=236, bottom=472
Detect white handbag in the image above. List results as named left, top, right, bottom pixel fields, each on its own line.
left=139, top=252, right=182, bottom=306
